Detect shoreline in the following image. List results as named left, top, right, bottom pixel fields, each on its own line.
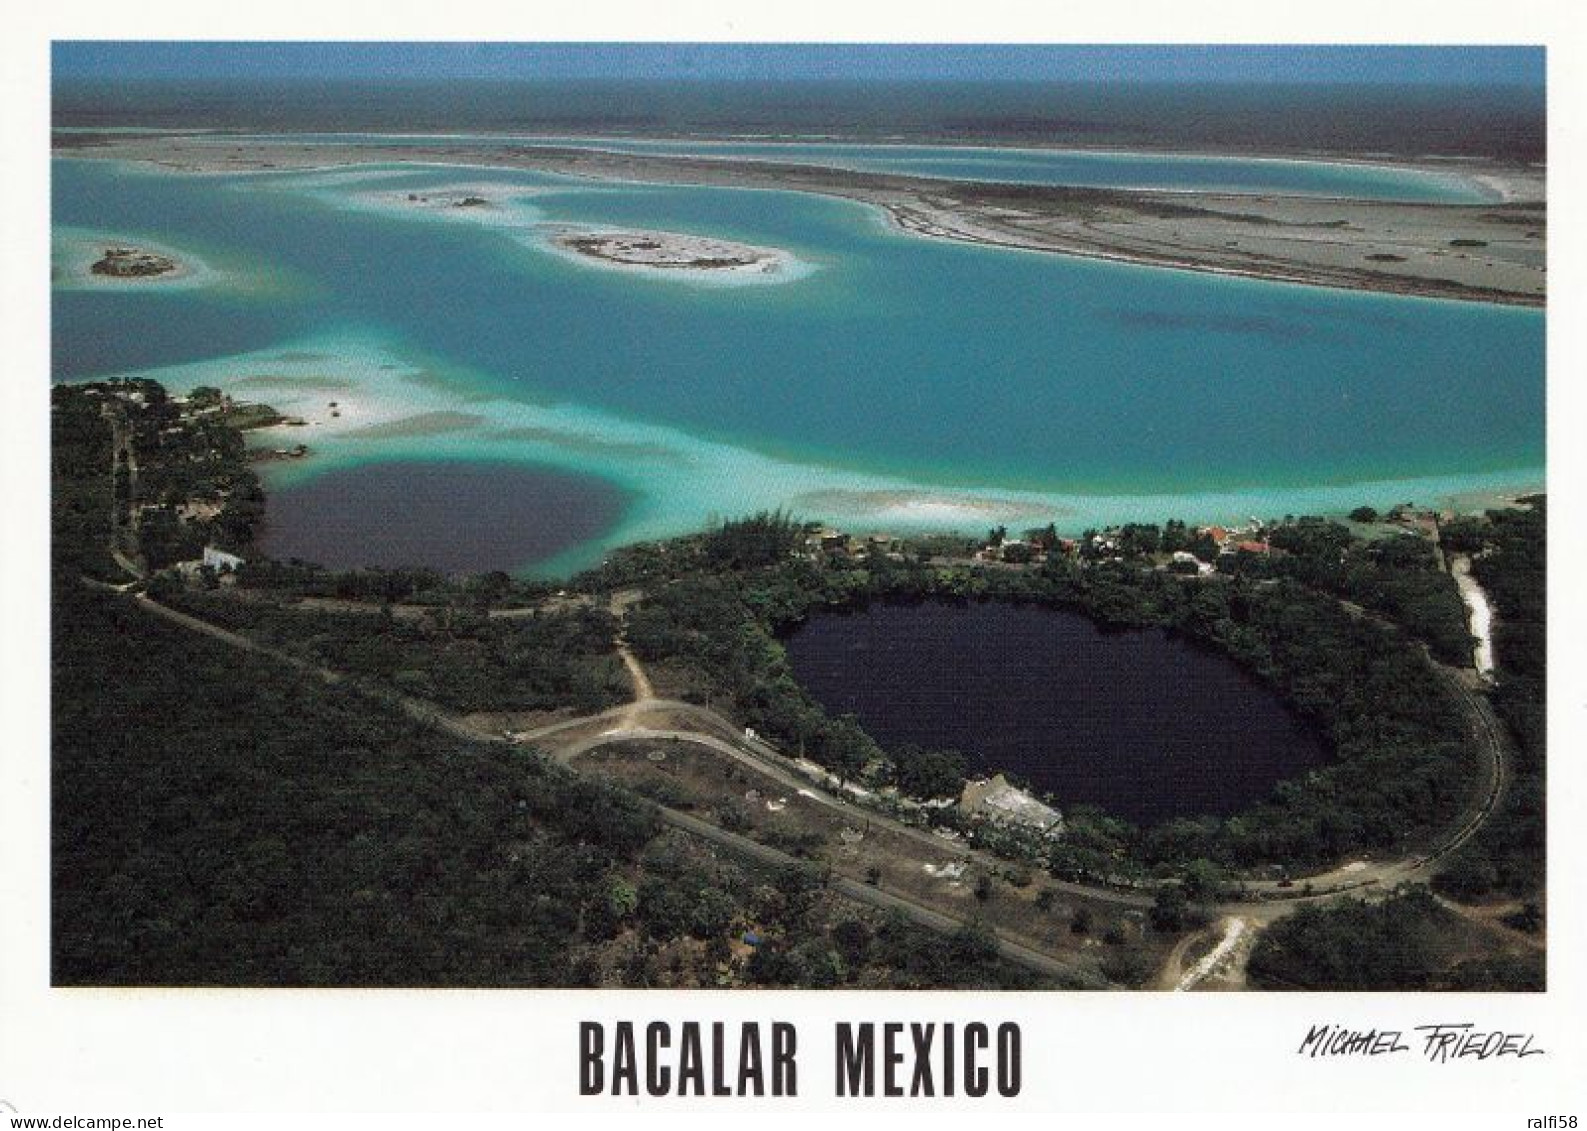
left=53, top=134, right=1545, bottom=307
left=871, top=197, right=1545, bottom=309
left=516, top=134, right=1534, bottom=203
left=59, top=329, right=1543, bottom=579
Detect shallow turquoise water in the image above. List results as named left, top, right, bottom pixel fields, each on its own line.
left=51, top=156, right=1544, bottom=574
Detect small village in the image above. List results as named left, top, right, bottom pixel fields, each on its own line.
left=800, top=501, right=1450, bottom=577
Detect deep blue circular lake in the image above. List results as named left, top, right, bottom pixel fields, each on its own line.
left=782, top=600, right=1329, bottom=825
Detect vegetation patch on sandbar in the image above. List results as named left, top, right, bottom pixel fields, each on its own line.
left=552, top=227, right=795, bottom=277
left=90, top=244, right=181, bottom=279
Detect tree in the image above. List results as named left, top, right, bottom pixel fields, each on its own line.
left=1247, top=888, right=1451, bottom=991
left=771, top=862, right=827, bottom=925
left=1180, top=859, right=1229, bottom=903
left=1162, top=519, right=1191, bottom=553
left=1117, top=523, right=1162, bottom=557
left=1149, top=884, right=1188, bottom=933
left=948, top=919, right=1000, bottom=967
left=1100, top=949, right=1154, bottom=987
left=703, top=510, right=804, bottom=569
left=1503, top=902, right=1543, bottom=934
left=1025, top=523, right=1059, bottom=551
left=831, top=919, right=872, bottom=968
left=891, top=744, right=969, bottom=800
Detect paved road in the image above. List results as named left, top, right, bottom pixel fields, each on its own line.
left=99, top=406, right=1506, bottom=974
left=82, top=410, right=1516, bottom=987
left=100, top=413, right=1504, bottom=918
left=131, top=592, right=502, bottom=747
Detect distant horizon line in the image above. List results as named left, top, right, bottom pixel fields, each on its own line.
left=52, top=74, right=1545, bottom=88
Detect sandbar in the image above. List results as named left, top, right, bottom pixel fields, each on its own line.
left=341, top=410, right=488, bottom=439
left=550, top=227, right=790, bottom=277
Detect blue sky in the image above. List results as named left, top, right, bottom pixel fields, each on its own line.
left=52, top=43, right=1544, bottom=85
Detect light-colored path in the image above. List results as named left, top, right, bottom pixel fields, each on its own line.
left=1451, top=554, right=1497, bottom=675
left=607, top=588, right=654, bottom=726
left=1174, top=916, right=1248, bottom=991
left=1432, top=893, right=1545, bottom=953
left=182, top=580, right=1511, bottom=909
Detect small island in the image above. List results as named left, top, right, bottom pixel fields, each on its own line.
left=90, top=245, right=181, bottom=279
left=552, top=228, right=792, bottom=277
left=391, top=189, right=499, bottom=214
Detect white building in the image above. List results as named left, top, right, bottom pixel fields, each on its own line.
left=202, top=546, right=245, bottom=572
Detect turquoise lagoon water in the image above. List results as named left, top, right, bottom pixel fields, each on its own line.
left=51, top=156, right=1543, bottom=575
left=202, top=132, right=1496, bottom=203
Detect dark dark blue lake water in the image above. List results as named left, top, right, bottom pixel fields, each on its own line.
left=783, top=600, right=1328, bottom=825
